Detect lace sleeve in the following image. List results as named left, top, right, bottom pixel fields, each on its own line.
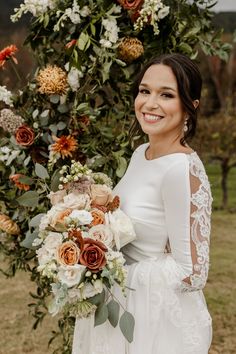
left=162, top=154, right=213, bottom=292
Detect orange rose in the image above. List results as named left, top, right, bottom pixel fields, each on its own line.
left=117, top=0, right=144, bottom=10
left=79, top=238, right=107, bottom=273
left=15, top=125, right=35, bottom=146
left=90, top=209, right=105, bottom=227
left=57, top=241, right=80, bottom=266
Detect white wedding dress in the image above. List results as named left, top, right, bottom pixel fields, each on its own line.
left=72, top=143, right=213, bottom=354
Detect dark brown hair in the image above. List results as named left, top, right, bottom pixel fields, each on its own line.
left=131, top=53, right=202, bottom=145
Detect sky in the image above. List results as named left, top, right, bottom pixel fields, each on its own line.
left=212, top=0, right=236, bottom=12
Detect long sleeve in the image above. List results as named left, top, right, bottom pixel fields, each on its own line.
left=161, top=154, right=213, bottom=292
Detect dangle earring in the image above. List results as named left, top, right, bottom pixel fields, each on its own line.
left=183, top=117, right=188, bottom=132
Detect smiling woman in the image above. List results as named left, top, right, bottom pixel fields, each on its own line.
left=72, top=53, right=213, bottom=354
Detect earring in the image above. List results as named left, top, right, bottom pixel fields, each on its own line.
left=183, top=119, right=188, bottom=132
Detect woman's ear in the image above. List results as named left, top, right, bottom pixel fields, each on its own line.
left=193, top=99, right=199, bottom=109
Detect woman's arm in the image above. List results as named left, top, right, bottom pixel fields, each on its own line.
left=162, top=156, right=213, bottom=291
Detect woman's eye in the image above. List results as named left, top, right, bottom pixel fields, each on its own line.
left=139, top=88, right=150, bottom=94
left=161, top=92, right=174, bottom=98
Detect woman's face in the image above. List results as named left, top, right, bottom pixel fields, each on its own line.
left=134, top=64, right=186, bottom=142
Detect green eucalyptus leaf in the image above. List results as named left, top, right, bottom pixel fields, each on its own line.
left=57, top=104, right=69, bottom=113
left=57, top=121, right=67, bottom=130
left=107, top=299, right=120, bottom=328
left=95, top=303, right=108, bottom=326
left=17, top=191, right=39, bottom=207
left=119, top=311, right=135, bottom=343
left=20, top=230, right=39, bottom=249
left=116, top=157, right=127, bottom=178
left=35, top=163, right=50, bottom=179
left=18, top=176, right=34, bottom=185
left=50, top=95, right=60, bottom=104
left=88, top=290, right=105, bottom=306
left=29, top=213, right=45, bottom=227
left=50, top=169, right=61, bottom=192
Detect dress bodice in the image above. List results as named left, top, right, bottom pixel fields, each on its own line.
left=114, top=143, right=213, bottom=292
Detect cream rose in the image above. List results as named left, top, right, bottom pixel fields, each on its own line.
left=106, top=209, right=136, bottom=250
left=57, top=240, right=80, bottom=266
left=48, top=190, right=66, bottom=205
left=88, top=224, right=114, bottom=248
left=63, top=192, right=90, bottom=210
left=68, top=210, right=93, bottom=225
left=81, top=280, right=103, bottom=299
left=90, top=184, right=113, bottom=206
left=57, top=264, right=86, bottom=287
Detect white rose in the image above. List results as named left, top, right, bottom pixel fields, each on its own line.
left=81, top=280, right=103, bottom=299
left=105, top=209, right=136, bottom=250
left=69, top=210, right=93, bottom=225
left=63, top=192, right=90, bottom=210
left=37, top=246, right=52, bottom=266
left=48, top=190, right=67, bottom=205
left=89, top=224, right=114, bottom=248
left=44, top=231, right=63, bottom=251
left=57, top=264, right=86, bottom=287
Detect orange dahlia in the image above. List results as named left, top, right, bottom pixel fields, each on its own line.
left=51, top=135, right=78, bottom=159
left=0, top=45, right=18, bottom=68
left=9, top=174, right=30, bottom=191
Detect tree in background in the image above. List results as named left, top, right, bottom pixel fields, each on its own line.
left=0, top=0, right=231, bottom=352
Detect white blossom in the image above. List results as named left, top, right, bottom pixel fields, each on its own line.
left=99, top=17, right=119, bottom=48
left=11, top=0, right=56, bottom=21
left=57, top=264, right=86, bottom=287
left=0, top=86, right=13, bottom=106
left=67, top=67, right=83, bottom=92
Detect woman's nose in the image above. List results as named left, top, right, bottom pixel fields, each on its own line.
left=144, top=94, right=159, bottom=109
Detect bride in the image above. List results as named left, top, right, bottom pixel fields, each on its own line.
left=72, top=53, right=213, bottom=354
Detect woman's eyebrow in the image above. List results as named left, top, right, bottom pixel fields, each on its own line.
left=139, top=83, right=177, bottom=92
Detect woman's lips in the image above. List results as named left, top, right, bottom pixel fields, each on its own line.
left=143, top=113, right=164, bottom=123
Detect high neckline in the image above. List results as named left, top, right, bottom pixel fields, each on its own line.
left=143, top=143, right=196, bottom=162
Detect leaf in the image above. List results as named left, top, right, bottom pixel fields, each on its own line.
left=49, top=95, right=60, bottom=104
left=35, top=163, right=49, bottom=179
left=94, top=303, right=108, bottom=326
left=107, top=299, right=120, bottom=328
left=57, top=104, right=69, bottom=113
left=29, top=213, right=45, bottom=227
left=20, top=230, right=38, bottom=249
left=116, top=157, right=127, bottom=178
left=88, top=289, right=105, bottom=306
left=18, top=176, right=34, bottom=185
left=50, top=169, right=61, bottom=192
left=119, top=311, right=135, bottom=343
left=17, top=191, right=39, bottom=207
left=78, top=32, right=90, bottom=51
left=57, top=121, right=67, bottom=130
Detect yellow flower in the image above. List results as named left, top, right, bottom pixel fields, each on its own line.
left=118, top=37, right=144, bottom=63
left=51, top=135, right=78, bottom=159
left=0, top=214, right=20, bottom=235
left=36, top=65, right=68, bottom=95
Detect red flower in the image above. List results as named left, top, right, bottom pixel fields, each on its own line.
left=117, top=0, right=144, bottom=10
left=79, top=238, right=107, bottom=273
left=15, top=125, right=35, bottom=147
left=9, top=174, right=30, bottom=191
left=0, top=45, right=18, bottom=68
left=65, top=39, right=77, bottom=49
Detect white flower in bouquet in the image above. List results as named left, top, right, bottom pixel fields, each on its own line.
left=67, top=67, right=83, bottom=92
left=57, top=264, right=86, bottom=287
left=89, top=224, right=115, bottom=248
left=80, top=280, right=103, bottom=300
left=44, top=231, right=63, bottom=250
left=0, top=86, right=13, bottom=106
left=62, top=192, right=90, bottom=210
left=48, top=189, right=67, bottom=206
left=106, top=209, right=136, bottom=250
left=68, top=209, right=93, bottom=226
left=11, top=0, right=56, bottom=21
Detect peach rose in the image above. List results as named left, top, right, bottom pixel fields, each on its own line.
left=90, top=209, right=105, bottom=227
left=117, top=0, right=144, bottom=10
left=57, top=241, right=80, bottom=266
left=15, top=125, right=35, bottom=146
left=90, top=184, right=113, bottom=206
left=52, top=208, right=72, bottom=229
left=79, top=238, right=107, bottom=273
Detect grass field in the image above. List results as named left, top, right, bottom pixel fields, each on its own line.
left=0, top=164, right=235, bottom=353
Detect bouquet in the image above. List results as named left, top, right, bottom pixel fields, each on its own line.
left=33, top=161, right=136, bottom=341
